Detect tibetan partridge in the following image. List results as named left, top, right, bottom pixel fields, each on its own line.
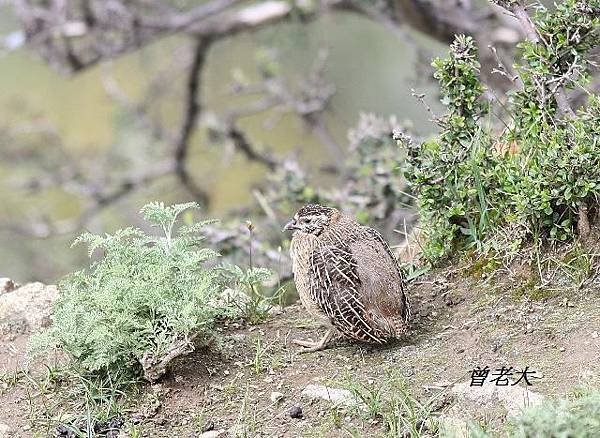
left=284, top=204, right=410, bottom=351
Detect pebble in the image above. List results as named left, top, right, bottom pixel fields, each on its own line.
left=199, top=431, right=225, bottom=438
left=301, top=384, right=362, bottom=408
left=289, top=405, right=303, bottom=419
left=0, top=424, right=11, bottom=436
left=0, top=278, right=16, bottom=294
left=201, top=419, right=215, bottom=432
left=270, top=391, right=284, bottom=403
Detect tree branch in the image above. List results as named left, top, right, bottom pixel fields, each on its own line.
left=511, top=3, right=539, bottom=43
left=140, top=0, right=244, bottom=31
left=226, top=124, right=278, bottom=170
left=174, top=38, right=212, bottom=205
left=493, top=0, right=577, bottom=117
left=140, top=333, right=199, bottom=382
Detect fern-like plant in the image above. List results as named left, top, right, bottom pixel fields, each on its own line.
left=29, top=202, right=271, bottom=381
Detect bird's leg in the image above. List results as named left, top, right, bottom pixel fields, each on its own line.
left=292, top=329, right=336, bottom=353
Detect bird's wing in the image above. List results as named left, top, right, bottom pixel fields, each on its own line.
left=359, top=226, right=410, bottom=322
left=309, top=244, right=389, bottom=343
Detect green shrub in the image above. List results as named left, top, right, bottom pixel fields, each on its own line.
left=513, top=390, right=600, bottom=437
left=401, top=1, right=600, bottom=263
left=470, top=390, right=600, bottom=437
left=29, top=202, right=270, bottom=381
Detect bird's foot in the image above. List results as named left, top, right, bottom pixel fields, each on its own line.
left=292, top=329, right=335, bottom=353
left=292, top=339, right=327, bottom=352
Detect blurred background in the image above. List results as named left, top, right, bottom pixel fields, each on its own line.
left=0, top=0, right=530, bottom=282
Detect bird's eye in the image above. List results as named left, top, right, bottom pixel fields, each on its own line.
left=300, top=217, right=311, bottom=223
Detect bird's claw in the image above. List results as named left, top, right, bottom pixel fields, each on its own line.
left=292, top=338, right=327, bottom=353
left=292, top=329, right=335, bottom=353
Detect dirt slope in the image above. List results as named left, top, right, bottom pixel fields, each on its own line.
left=1, top=270, right=599, bottom=437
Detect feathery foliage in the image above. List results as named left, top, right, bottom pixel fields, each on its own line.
left=29, top=202, right=271, bottom=380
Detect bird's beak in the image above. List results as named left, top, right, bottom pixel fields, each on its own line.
left=283, top=220, right=298, bottom=232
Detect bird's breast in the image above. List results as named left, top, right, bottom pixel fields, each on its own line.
left=290, top=234, right=327, bottom=320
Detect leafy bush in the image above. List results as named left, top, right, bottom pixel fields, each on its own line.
left=401, top=1, right=600, bottom=263
left=513, top=390, right=600, bottom=437
left=402, top=35, right=495, bottom=260
left=469, top=390, right=600, bottom=437
left=29, top=202, right=270, bottom=381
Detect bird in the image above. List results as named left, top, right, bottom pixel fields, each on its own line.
left=283, top=204, right=410, bottom=352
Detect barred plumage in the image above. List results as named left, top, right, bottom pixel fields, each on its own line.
left=284, top=204, right=410, bottom=351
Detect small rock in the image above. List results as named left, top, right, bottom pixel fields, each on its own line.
left=55, top=424, right=74, bottom=437
left=0, top=278, right=17, bottom=294
left=200, top=430, right=226, bottom=438
left=452, top=380, right=544, bottom=417
left=268, top=305, right=284, bottom=316
left=289, top=405, right=303, bottom=419
left=201, top=419, right=215, bottom=432
left=270, top=391, right=284, bottom=403
left=592, top=331, right=598, bottom=339
left=0, top=282, right=58, bottom=334
left=301, top=384, right=362, bottom=407
left=0, top=423, right=11, bottom=436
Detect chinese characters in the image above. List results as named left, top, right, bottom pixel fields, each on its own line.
left=470, top=366, right=540, bottom=386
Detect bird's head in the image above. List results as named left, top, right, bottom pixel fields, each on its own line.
left=283, top=204, right=337, bottom=236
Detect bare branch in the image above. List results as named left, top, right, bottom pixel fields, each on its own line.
left=101, top=66, right=170, bottom=143
left=140, top=333, right=199, bottom=382
left=578, top=201, right=591, bottom=238
left=174, top=38, right=212, bottom=205
left=302, top=113, right=344, bottom=158
left=190, top=0, right=320, bottom=38
left=140, top=0, right=244, bottom=31
left=511, top=4, right=539, bottom=44
left=225, top=124, right=278, bottom=170
left=493, top=0, right=577, bottom=117
left=0, top=156, right=175, bottom=238
left=90, top=160, right=175, bottom=208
